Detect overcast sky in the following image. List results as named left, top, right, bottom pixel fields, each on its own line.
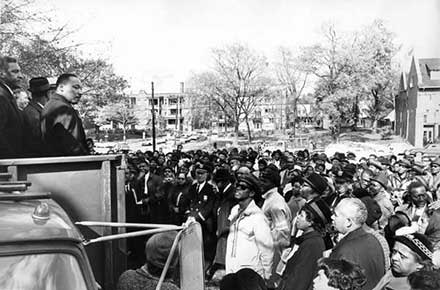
left=41, top=0, right=440, bottom=92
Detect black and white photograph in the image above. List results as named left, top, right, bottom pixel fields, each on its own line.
left=1, top=0, right=440, bottom=289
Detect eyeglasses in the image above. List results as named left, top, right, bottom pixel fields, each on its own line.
left=195, top=170, right=207, bottom=175
left=236, top=183, right=249, bottom=190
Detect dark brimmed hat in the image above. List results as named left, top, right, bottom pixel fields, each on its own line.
left=377, top=156, right=391, bottom=166
left=28, top=77, right=50, bottom=93
left=145, top=231, right=179, bottom=269
left=304, top=198, right=331, bottom=226
left=368, top=160, right=384, bottom=170
left=196, top=162, right=213, bottom=173
left=370, top=172, right=389, bottom=189
left=302, top=172, right=328, bottom=194
left=394, top=233, right=433, bottom=261
left=335, top=164, right=356, bottom=183
left=396, top=159, right=412, bottom=168
left=347, top=152, right=356, bottom=159
left=410, top=164, right=425, bottom=175
left=237, top=173, right=261, bottom=196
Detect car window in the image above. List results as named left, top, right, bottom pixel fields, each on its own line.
left=0, top=253, right=88, bottom=290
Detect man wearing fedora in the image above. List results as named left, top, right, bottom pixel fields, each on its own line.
left=0, top=56, right=25, bottom=159
left=23, top=77, right=50, bottom=157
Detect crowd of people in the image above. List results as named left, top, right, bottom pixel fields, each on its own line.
left=2, top=55, right=440, bottom=290
left=119, top=145, right=440, bottom=290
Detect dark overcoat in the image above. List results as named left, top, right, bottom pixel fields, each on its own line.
left=330, top=227, right=386, bottom=290
left=135, top=173, right=169, bottom=224
left=0, top=81, right=24, bottom=158
left=185, top=182, right=217, bottom=262
left=41, top=93, right=89, bottom=156
left=23, top=100, right=46, bottom=156
left=213, top=184, right=236, bottom=266
left=278, top=230, right=325, bottom=290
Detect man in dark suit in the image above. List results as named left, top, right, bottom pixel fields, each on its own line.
left=135, top=160, right=168, bottom=224
left=41, top=73, right=89, bottom=156
left=0, top=56, right=25, bottom=159
left=211, top=168, right=236, bottom=277
left=330, top=198, right=386, bottom=290
left=23, top=77, right=50, bottom=157
left=124, top=165, right=146, bottom=268
left=185, top=162, right=217, bottom=270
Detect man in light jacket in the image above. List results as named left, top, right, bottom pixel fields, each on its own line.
left=226, top=173, right=274, bottom=282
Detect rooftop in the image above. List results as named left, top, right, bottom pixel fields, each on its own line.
left=418, top=58, right=440, bottom=88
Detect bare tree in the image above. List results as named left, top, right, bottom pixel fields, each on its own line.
left=275, top=47, right=311, bottom=136
left=211, top=43, right=269, bottom=141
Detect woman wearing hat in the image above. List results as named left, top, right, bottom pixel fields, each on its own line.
left=225, top=173, right=274, bottom=282
left=277, top=198, right=332, bottom=290
left=373, top=232, right=434, bottom=290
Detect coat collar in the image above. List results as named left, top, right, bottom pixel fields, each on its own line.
left=28, top=100, right=44, bottom=112
left=51, top=93, right=72, bottom=106
left=229, top=200, right=260, bottom=222
left=339, top=227, right=366, bottom=243
left=295, top=230, right=322, bottom=245
left=0, top=80, right=14, bottom=97
left=222, top=183, right=235, bottom=200
left=262, top=187, right=278, bottom=199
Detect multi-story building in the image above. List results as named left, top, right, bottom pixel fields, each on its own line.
left=131, top=83, right=187, bottom=132
left=395, top=57, right=440, bottom=147
left=214, top=89, right=315, bottom=134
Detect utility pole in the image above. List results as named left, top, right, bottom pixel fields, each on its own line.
left=176, top=96, right=180, bottom=133
left=151, top=82, right=156, bottom=152
left=177, top=82, right=183, bottom=133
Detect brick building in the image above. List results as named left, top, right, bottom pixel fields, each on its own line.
left=395, top=57, right=440, bottom=147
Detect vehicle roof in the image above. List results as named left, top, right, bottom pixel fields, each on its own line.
left=0, top=198, right=83, bottom=243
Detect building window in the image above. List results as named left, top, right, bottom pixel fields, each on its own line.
left=169, top=98, right=178, bottom=105
left=168, top=119, right=176, bottom=125
left=130, top=97, right=136, bottom=106
left=424, top=115, right=427, bottom=123
left=170, top=109, right=177, bottom=115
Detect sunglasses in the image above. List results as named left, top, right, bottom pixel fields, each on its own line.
left=236, top=183, right=249, bottom=190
